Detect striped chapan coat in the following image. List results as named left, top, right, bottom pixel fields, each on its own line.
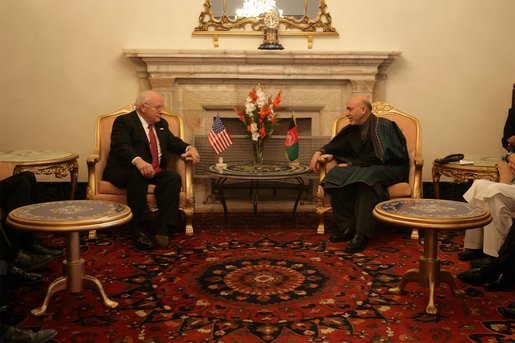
left=320, top=114, right=409, bottom=195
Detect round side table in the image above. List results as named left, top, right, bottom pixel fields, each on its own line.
left=7, top=200, right=132, bottom=316
left=0, top=150, right=79, bottom=199
left=373, top=198, right=491, bottom=314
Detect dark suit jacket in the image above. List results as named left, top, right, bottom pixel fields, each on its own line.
left=103, top=111, right=189, bottom=188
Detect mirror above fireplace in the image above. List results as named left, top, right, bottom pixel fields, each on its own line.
left=193, top=0, right=338, bottom=49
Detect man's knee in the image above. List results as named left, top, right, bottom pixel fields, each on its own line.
left=159, top=171, right=181, bottom=187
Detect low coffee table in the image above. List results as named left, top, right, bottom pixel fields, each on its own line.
left=373, top=198, right=491, bottom=314
left=7, top=200, right=132, bottom=316
left=208, top=161, right=309, bottom=219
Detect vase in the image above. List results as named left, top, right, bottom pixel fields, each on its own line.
left=252, top=140, right=265, bottom=165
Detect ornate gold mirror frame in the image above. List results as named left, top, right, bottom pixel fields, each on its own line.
left=193, top=0, right=338, bottom=49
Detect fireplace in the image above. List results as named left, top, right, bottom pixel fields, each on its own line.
left=124, top=49, right=400, bottom=211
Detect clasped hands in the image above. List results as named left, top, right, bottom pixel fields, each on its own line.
left=135, top=147, right=201, bottom=179
left=309, top=151, right=347, bottom=173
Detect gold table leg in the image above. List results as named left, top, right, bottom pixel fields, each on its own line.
left=32, top=231, right=118, bottom=316
left=389, top=229, right=463, bottom=314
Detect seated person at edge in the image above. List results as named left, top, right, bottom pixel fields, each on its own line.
left=103, top=90, right=200, bottom=250
left=1, top=171, right=61, bottom=275
left=457, top=106, right=515, bottom=289
left=309, top=96, right=410, bottom=253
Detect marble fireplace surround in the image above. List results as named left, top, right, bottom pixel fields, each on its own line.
left=123, top=49, right=400, bottom=210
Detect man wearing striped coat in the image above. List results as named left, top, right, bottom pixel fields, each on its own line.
left=310, top=96, right=409, bottom=253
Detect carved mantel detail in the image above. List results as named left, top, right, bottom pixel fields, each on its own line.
left=124, top=49, right=400, bottom=99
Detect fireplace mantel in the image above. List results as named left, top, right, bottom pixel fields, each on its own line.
left=124, top=49, right=400, bottom=96
left=122, top=49, right=401, bottom=211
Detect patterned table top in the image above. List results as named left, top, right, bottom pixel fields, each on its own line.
left=374, top=198, right=492, bottom=230
left=208, top=161, right=309, bottom=180
left=0, top=149, right=78, bottom=164
left=7, top=200, right=132, bottom=232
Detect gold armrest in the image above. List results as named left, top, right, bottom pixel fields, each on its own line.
left=414, top=157, right=424, bottom=167
left=181, top=155, right=194, bottom=235
left=86, top=154, right=100, bottom=200
left=86, top=154, right=100, bottom=165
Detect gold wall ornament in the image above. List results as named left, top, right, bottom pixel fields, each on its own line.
left=193, top=0, right=338, bottom=49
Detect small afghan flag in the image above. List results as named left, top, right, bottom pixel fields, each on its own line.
left=285, top=112, right=299, bottom=163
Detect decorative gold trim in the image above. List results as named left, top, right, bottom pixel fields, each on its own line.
left=193, top=0, right=338, bottom=48
left=431, top=161, right=499, bottom=199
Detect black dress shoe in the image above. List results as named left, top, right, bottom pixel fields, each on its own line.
left=345, top=233, right=368, bottom=253
left=2, top=326, right=57, bottom=343
left=155, top=224, right=170, bottom=248
left=498, top=306, right=515, bottom=319
left=30, top=242, right=63, bottom=256
left=330, top=227, right=355, bottom=242
left=12, top=250, right=53, bottom=270
left=457, top=249, right=486, bottom=261
left=470, top=256, right=499, bottom=268
left=457, top=267, right=500, bottom=286
left=9, top=264, right=43, bottom=285
left=132, top=232, right=155, bottom=250
left=484, top=272, right=515, bottom=292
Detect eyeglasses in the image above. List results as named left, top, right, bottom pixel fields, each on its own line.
left=143, top=103, right=164, bottom=112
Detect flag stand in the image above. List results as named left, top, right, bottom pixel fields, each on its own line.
left=215, top=155, right=227, bottom=170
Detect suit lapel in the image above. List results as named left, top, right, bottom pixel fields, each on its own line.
left=128, top=111, right=154, bottom=160
left=155, top=120, right=167, bottom=153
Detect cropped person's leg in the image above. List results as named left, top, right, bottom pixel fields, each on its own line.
left=126, top=170, right=154, bottom=250
left=154, top=171, right=181, bottom=229
left=126, top=170, right=151, bottom=228
left=153, top=171, right=181, bottom=248
left=482, top=194, right=515, bottom=257
left=345, top=183, right=380, bottom=253
left=327, top=184, right=357, bottom=242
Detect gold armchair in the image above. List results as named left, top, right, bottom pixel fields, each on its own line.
left=86, top=105, right=194, bottom=236
left=315, top=102, right=423, bottom=239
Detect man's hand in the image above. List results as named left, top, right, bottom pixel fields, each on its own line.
left=309, top=151, right=322, bottom=172
left=508, top=135, right=515, bottom=147
left=134, top=157, right=156, bottom=179
left=181, top=147, right=200, bottom=164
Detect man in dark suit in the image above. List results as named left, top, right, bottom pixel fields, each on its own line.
left=309, top=96, right=410, bottom=253
left=103, top=91, right=200, bottom=250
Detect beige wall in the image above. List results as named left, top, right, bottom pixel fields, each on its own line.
left=1, top=0, right=514, bottom=182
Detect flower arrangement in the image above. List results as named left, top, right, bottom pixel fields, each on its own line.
left=233, top=84, right=282, bottom=164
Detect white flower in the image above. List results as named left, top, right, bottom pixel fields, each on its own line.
left=245, top=101, right=256, bottom=114
left=255, top=86, right=266, bottom=108
left=250, top=123, right=259, bottom=141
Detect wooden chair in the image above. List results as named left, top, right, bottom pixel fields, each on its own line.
left=86, top=105, right=194, bottom=237
left=315, top=102, right=423, bottom=239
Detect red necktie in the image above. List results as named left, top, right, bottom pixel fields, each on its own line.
left=148, top=124, right=161, bottom=173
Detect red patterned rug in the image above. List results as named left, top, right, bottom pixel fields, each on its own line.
left=9, top=213, right=515, bottom=342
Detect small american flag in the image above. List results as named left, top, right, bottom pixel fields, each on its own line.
left=208, top=114, right=233, bottom=155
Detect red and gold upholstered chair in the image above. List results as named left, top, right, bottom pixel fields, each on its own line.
left=315, top=102, right=423, bottom=239
left=86, top=105, right=194, bottom=238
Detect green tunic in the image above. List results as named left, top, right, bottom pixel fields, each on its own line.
left=320, top=114, right=409, bottom=195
